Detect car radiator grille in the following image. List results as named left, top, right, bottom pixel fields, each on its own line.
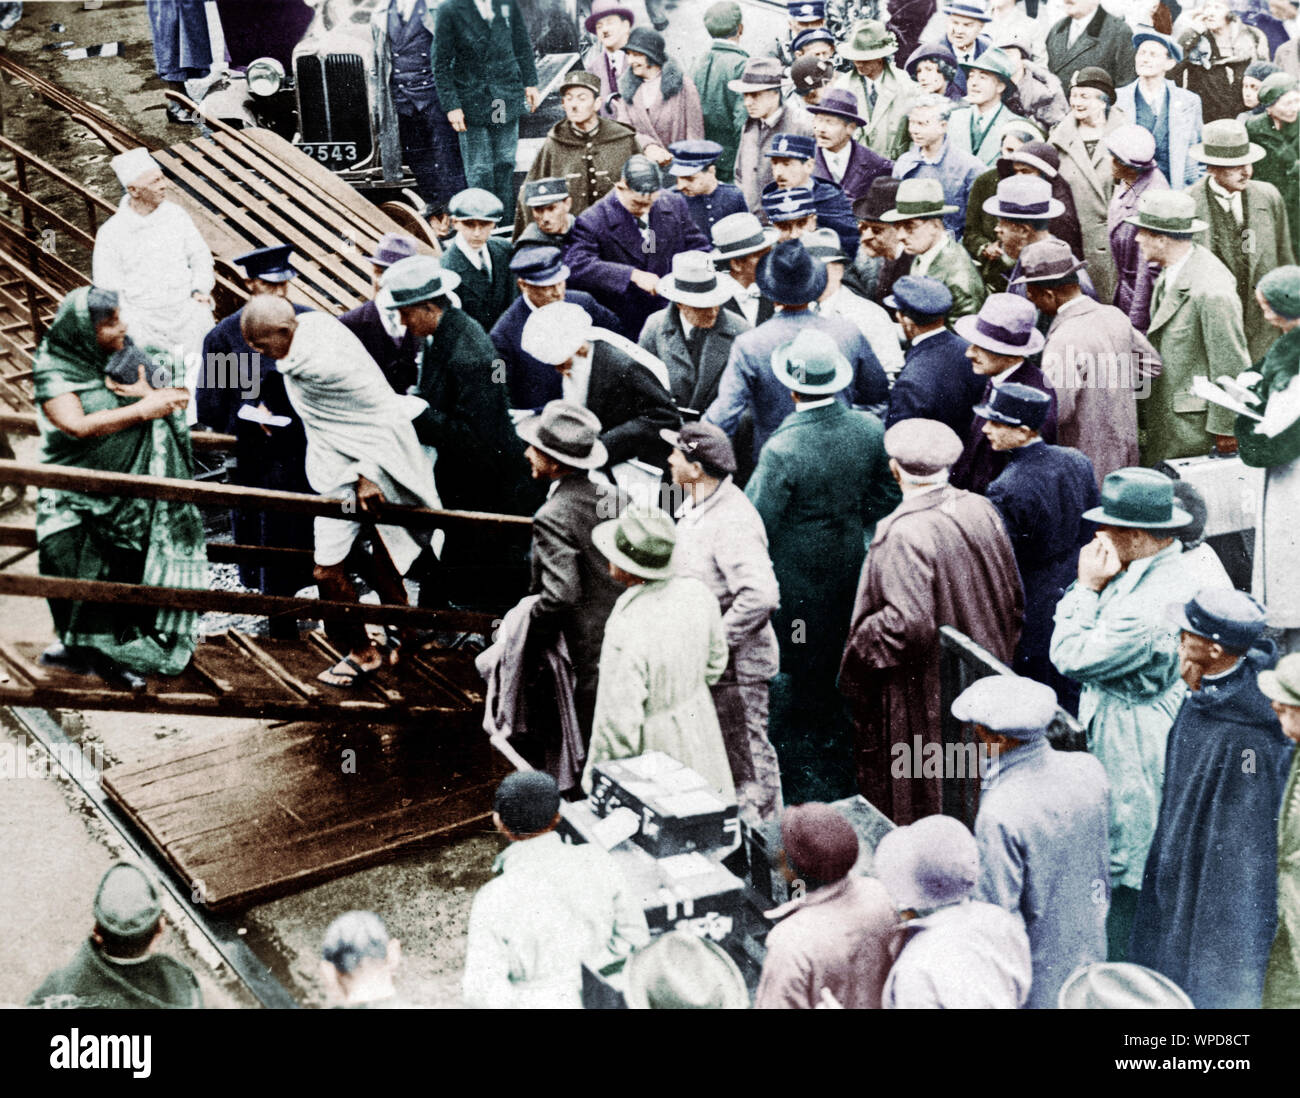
left=294, top=52, right=373, bottom=162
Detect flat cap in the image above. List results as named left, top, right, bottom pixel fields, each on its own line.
left=448, top=187, right=504, bottom=222
left=494, top=770, right=561, bottom=835
left=660, top=421, right=737, bottom=473
left=951, top=674, right=1058, bottom=739
left=781, top=804, right=860, bottom=883
left=884, top=274, right=953, bottom=317
left=884, top=418, right=963, bottom=474
left=622, top=154, right=663, bottom=193
left=94, top=862, right=162, bottom=939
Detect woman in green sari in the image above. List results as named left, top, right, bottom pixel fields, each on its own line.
left=33, top=286, right=208, bottom=686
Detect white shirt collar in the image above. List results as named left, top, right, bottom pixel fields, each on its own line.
left=795, top=396, right=836, bottom=411
left=910, top=325, right=945, bottom=346
left=989, top=361, right=1022, bottom=387
left=910, top=231, right=949, bottom=274
left=454, top=233, right=491, bottom=273
left=822, top=141, right=852, bottom=181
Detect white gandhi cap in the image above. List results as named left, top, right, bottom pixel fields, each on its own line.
left=521, top=301, right=595, bottom=366
left=111, top=147, right=160, bottom=187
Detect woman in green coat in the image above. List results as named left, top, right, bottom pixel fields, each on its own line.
left=33, top=286, right=207, bottom=683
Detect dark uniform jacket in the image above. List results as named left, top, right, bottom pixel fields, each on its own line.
left=440, top=235, right=517, bottom=334
left=760, top=179, right=860, bottom=258
left=28, top=941, right=201, bottom=1009
left=885, top=327, right=986, bottom=440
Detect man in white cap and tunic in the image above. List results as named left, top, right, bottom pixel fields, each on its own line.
left=92, top=148, right=214, bottom=421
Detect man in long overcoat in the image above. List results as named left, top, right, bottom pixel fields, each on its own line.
left=691, top=3, right=750, bottom=183
left=840, top=418, right=1023, bottom=824
left=1043, top=0, right=1136, bottom=91
left=1105, top=124, right=1168, bottom=332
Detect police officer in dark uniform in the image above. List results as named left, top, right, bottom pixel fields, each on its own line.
left=668, top=140, right=749, bottom=239
left=514, top=178, right=578, bottom=254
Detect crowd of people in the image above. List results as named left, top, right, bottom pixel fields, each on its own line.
left=20, top=0, right=1300, bottom=1008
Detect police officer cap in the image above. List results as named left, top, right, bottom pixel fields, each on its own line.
left=93, top=862, right=162, bottom=939
left=524, top=177, right=569, bottom=207
left=1167, top=588, right=1268, bottom=651
left=622, top=155, right=663, bottom=194
left=766, top=132, right=817, bottom=160
left=951, top=674, right=1058, bottom=739
left=494, top=770, right=561, bottom=835
left=884, top=275, right=953, bottom=317
left=233, top=243, right=296, bottom=283
left=448, top=187, right=504, bottom=222
left=883, top=418, right=963, bottom=474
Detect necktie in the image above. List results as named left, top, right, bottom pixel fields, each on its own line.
left=479, top=247, right=491, bottom=277
left=685, top=324, right=704, bottom=360
left=1150, top=272, right=1166, bottom=317
left=636, top=217, right=652, bottom=248
left=863, top=78, right=877, bottom=115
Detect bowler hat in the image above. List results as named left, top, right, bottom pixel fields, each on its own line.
left=584, top=0, right=634, bottom=33
left=781, top=804, right=861, bottom=882
left=1081, top=467, right=1193, bottom=529
left=558, top=70, right=602, bottom=97
left=874, top=814, right=979, bottom=912
left=790, top=55, right=835, bottom=93
left=1189, top=118, right=1266, bottom=166
left=625, top=931, right=749, bottom=1009
left=974, top=381, right=1051, bottom=429
left=755, top=238, right=827, bottom=304
left=1009, top=237, right=1087, bottom=285
left=703, top=0, right=743, bottom=38
left=1123, top=189, right=1208, bottom=235
left=660, top=421, right=737, bottom=474
left=668, top=139, right=724, bottom=177
left=1058, top=963, right=1194, bottom=1009
left=854, top=176, right=900, bottom=222
left=592, top=504, right=677, bottom=580
left=524, top=177, right=570, bottom=206
left=942, top=0, right=992, bottom=20
left=622, top=154, right=663, bottom=194
left=951, top=674, right=1058, bottom=739
left=840, top=18, right=897, bottom=61
left=93, top=863, right=162, bottom=940
left=1070, top=66, right=1115, bottom=101
left=807, top=87, right=867, bottom=126
left=761, top=185, right=817, bottom=223
left=728, top=56, right=786, bottom=93
left=1105, top=123, right=1158, bottom=170
left=1258, top=71, right=1300, bottom=108
left=884, top=274, right=953, bottom=317
left=658, top=251, right=733, bottom=307
left=954, top=293, right=1046, bottom=356
left=1167, top=588, right=1268, bottom=651
left=711, top=211, right=778, bottom=260
left=1259, top=653, right=1300, bottom=708
left=879, top=177, right=958, bottom=221
left=624, top=25, right=666, bottom=67
left=380, top=255, right=461, bottom=307
left=516, top=400, right=608, bottom=470
left=960, top=46, right=1015, bottom=86
left=1257, top=265, right=1300, bottom=321
left=521, top=300, right=594, bottom=365
left=494, top=770, right=561, bottom=835
left=234, top=243, right=296, bottom=283
left=510, top=246, right=570, bottom=286
left=765, top=132, right=817, bottom=160
left=770, top=328, right=852, bottom=394
left=366, top=231, right=420, bottom=268
left=1132, top=28, right=1182, bottom=63
left=449, top=187, right=504, bottom=222
left=884, top=418, right=963, bottom=474
left=982, top=174, right=1064, bottom=220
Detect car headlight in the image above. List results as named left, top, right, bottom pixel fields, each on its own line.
left=247, top=57, right=284, bottom=98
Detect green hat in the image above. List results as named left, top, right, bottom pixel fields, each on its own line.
left=771, top=328, right=853, bottom=394
left=559, top=70, right=602, bottom=97
left=1258, top=653, right=1300, bottom=707
left=703, top=0, right=743, bottom=37
left=379, top=255, right=461, bottom=307
left=960, top=46, right=1014, bottom=86
left=1259, top=71, right=1299, bottom=108
left=449, top=187, right=503, bottom=222
left=592, top=504, right=676, bottom=580
left=1081, top=468, right=1192, bottom=530
left=1257, top=265, right=1300, bottom=321
left=93, top=863, right=162, bottom=939
left=880, top=177, right=959, bottom=221
left=625, top=931, right=750, bottom=1009
left=1122, top=189, right=1207, bottom=236
left=840, top=18, right=897, bottom=61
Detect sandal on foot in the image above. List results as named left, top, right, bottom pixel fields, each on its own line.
left=378, top=636, right=403, bottom=666
left=317, top=655, right=380, bottom=687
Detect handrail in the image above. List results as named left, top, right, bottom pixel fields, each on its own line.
left=0, top=414, right=237, bottom=452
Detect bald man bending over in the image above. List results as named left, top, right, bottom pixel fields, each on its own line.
left=241, top=296, right=441, bottom=686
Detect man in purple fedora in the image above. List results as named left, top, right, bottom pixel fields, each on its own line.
left=705, top=239, right=888, bottom=460
left=950, top=292, right=1058, bottom=494
left=583, top=0, right=637, bottom=116
left=340, top=232, right=424, bottom=395
left=731, top=56, right=815, bottom=212
left=1105, top=124, right=1169, bottom=333
left=809, top=88, right=895, bottom=204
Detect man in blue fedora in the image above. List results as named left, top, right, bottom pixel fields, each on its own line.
left=196, top=243, right=313, bottom=629
left=1049, top=467, right=1213, bottom=959
left=936, top=1, right=993, bottom=95
left=340, top=233, right=424, bottom=395
left=1130, top=588, right=1293, bottom=1008
left=705, top=239, right=888, bottom=460
left=950, top=292, right=1058, bottom=494
left=761, top=132, right=860, bottom=256
left=885, top=275, right=987, bottom=439
left=489, top=246, right=621, bottom=412
left=809, top=88, right=895, bottom=205
left=747, top=328, right=900, bottom=803
left=979, top=382, right=1099, bottom=711
left=668, top=139, right=748, bottom=239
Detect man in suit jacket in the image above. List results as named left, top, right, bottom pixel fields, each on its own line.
left=832, top=20, right=920, bottom=160
left=582, top=0, right=635, bottom=116
left=692, top=2, right=750, bottom=182
left=638, top=252, right=751, bottom=416
left=891, top=96, right=985, bottom=240
left=522, top=300, right=682, bottom=468
left=882, top=177, right=988, bottom=317
left=1115, top=30, right=1204, bottom=191
left=432, top=0, right=539, bottom=223
left=490, top=246, right=622, bottom=411
left=930, top=1, right=993, bottom=96
left=438, top=188, right=516, bottom=334
left=566, top=155, right=712, bottom=341
left=809, top=88, right=894, bottom=205
left=1044, top=0, right=1137, bottom=92
left=1187, top=119, right=1297, bottom=363
left=1017, top=239, right=1162, bottom=485
left=884, top=275, right=986, bottom=439
left=705, top=240, right=889, bottom=461
left=730, top=57, right=817, bottom=211
left=517, top=400, right=626, bottom=741
left=1130, top=190, right=1252, bottom=465
left=950, top=293, right=1059, bottom=494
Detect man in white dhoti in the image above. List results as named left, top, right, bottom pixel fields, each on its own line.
left=92, top=147, right=214, bottom=423
left=241, top=295, right=441, bottom=687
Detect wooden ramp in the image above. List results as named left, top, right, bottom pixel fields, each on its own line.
left=101, top=713, right=508, bottom=911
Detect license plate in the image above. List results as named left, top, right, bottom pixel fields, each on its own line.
left=296, top=141, right=358, bottom=166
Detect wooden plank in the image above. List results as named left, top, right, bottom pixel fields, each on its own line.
left=226, top=631, right=322, bottom=702
left=0, top=177, right=97, bottom=250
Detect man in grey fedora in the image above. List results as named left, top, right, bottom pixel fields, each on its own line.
left=1186, top=118, right=1296, bottom=364
left=517, top=400, right=625, bottom=743
left=880, top=178, right=987, bottom=318
left=731, top=56, right=815, bottom=212
left=1130, top=190, right=1253, bottom=466
left=711, top=211, right=778, bottom=328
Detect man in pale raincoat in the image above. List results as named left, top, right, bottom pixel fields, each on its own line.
left=582, top=505, right=733, bottom=799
